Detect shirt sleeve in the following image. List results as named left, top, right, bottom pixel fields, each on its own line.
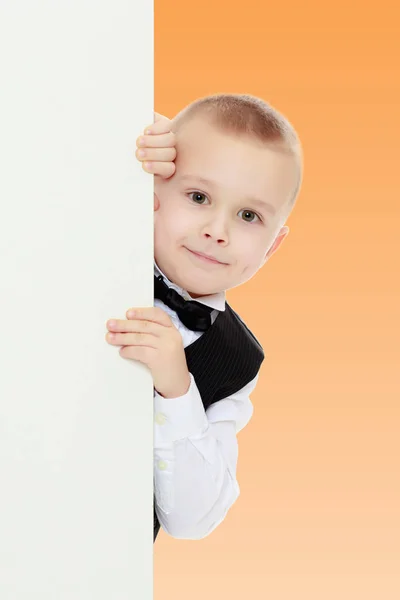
left=153, top=371, right=259, bottom=540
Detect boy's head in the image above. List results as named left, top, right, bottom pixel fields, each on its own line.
left=154, top=93, right=303, bottom=298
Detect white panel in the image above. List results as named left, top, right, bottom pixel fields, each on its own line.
left=0, top=1, right=154, bottom=597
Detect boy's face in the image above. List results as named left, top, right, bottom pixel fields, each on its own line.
left=154, top=115, right=298, bottom=298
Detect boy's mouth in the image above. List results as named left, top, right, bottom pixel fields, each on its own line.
left=185, top=247, right=226, bottom=265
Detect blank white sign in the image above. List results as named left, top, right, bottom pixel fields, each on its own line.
left=0, top=1, right=154, bottom=597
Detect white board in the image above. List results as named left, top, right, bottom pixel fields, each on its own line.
left=0, top=1, right=154, bottom=597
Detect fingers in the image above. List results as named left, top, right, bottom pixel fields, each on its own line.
left=154, top=112, right=167, bottom=123
left=135, top=145, right=176, bottom=164
left=127, top=306, right=172, bottom=325
left=146, top=161, right=176, bottom=178
left=144, top=114, right=172, bottom=135
left=136, top=131, right=175, bottom=149
left=135, top=140, right=176, bottom=178
left=135, top=113, right=176, bottom=179
left=106, top=308, right=171, bottom=333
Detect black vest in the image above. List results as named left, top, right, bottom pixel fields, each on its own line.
left=153, top=301, right=265, bottom=542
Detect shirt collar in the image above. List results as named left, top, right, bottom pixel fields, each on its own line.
left=154, top=260, right=226, bottom=312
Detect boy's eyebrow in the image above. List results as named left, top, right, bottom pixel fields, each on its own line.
left=180, top=174, right=277, bottom=216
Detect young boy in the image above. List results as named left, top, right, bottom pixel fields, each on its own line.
left=105, top=94, right=303, bottom=542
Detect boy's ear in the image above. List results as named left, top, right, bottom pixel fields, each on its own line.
left=261, top=226, right=289, bottom=265
left=154, top=193, right=160, bottom=211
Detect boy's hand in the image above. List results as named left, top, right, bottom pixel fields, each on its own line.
left=105, top=306, right=191, bottom=399
left=135, top=112, right=176, bottom=179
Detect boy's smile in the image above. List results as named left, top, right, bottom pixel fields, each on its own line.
left=154, top=114, right=298, bottom=298
left=185, top=246, right=229, bottom=265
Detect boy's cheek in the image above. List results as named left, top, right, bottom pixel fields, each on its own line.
left=153, top=184, right=177, bottom=212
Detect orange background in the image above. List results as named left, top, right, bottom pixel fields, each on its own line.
left=154, top=2, right=400, bottom=598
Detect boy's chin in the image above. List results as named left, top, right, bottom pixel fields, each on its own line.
left=183, top=280, right=211, bottom=299
left=187, top=283, right=221, bottom=298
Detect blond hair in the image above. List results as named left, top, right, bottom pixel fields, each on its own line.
left=172, top=93, right=303, bottom=208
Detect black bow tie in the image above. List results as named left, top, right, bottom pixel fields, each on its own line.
left=154, top=274, right=213, bottom=332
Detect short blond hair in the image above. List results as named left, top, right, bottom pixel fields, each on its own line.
left=172, top=93, right=303, bottom=208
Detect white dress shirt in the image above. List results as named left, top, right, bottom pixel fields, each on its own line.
left=153, top=261, right=260, bottom=540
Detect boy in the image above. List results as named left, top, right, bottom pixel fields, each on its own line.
left=105, top=94, right=303, bottom=542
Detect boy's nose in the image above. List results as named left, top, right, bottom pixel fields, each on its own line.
left=201, top=220, right=230, bottom=244
left=203, top=231, right=228, bottom=246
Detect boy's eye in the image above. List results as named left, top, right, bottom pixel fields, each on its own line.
left=189, top=191, right=207, bottom=204
left=239, top=209, right=260, bottom=223
left=187, top=192, right=261, bottom=224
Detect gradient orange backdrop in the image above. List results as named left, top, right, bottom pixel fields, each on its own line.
left=154, top=2, right=400, bottom=598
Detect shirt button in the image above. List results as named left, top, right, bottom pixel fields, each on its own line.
left=154, top=412, right=166, bottom=425
left=158, top=460, right=167, bottom=471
